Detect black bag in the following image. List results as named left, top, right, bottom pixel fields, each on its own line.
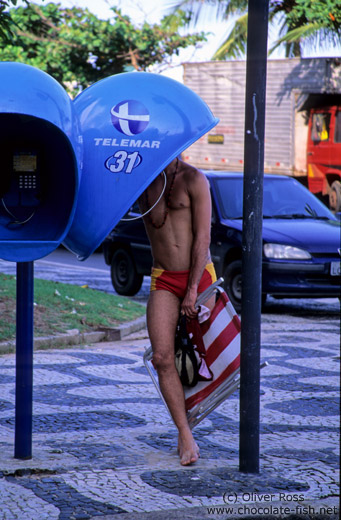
left=174, top=314, right=199, bottom=387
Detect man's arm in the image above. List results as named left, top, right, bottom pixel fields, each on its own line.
left=181, top=170, right=212, bottom=318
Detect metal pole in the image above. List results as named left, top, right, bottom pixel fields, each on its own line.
left=15, top=261, right=34, bottom=460
left=239, top=0, right=269, bottom=473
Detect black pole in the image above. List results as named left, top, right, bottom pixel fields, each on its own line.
left=15, top=261, right=34, bottom=460
left=239, top=0, right=269, bottom=473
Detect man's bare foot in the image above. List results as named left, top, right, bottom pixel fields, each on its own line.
left=178, top=432, right=200, bottom=466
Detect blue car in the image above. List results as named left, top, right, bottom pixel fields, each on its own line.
left=103, top=172, right=341, bottom=312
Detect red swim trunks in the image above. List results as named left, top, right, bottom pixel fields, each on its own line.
left=150, top=263, right=217, bottom=299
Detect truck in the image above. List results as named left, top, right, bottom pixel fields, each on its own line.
left=182, top=58, right=341, bottom=212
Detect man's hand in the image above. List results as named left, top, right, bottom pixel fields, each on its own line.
left=181, top=287, right=198, bottom=319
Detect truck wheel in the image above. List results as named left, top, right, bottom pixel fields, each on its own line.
left=329, top=181, right=341, bottom=213
left=110, top=249, right=143, bottom=296
left=223, top=259, right=267, bottom=313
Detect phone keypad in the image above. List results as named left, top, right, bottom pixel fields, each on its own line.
left=19, top=175, right=37, bottom=190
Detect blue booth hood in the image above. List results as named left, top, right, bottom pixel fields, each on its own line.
left=63, top=71, right=219, bottom=260
left=0, top=62, right=81, bottom=156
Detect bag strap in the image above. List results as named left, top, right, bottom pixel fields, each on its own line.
left=175, top=314, right=192, bottom=352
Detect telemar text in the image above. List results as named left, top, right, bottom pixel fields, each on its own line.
left=93, top=138, right=161, bottom=148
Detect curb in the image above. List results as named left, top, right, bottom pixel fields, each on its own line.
left=0, top=315, right=147, bottom=354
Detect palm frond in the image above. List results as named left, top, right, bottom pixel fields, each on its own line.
left=164, top=1, right=248, bottom=26
left=269, top=22, right=318, bottom=57
left=276, top=23, right=322, bottom=43
left=212, top=12, right=248, bottom=59
left=221, top=0, right=248, bottom=18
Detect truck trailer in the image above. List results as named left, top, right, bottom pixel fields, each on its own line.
left=182, top=58, right=341, bottom=212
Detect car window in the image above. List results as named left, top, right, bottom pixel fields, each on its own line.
left=263, top=178, right=334, bottom=218
left=213, top=176, right=335, bottom=220
left=213, top=178, right=244, bottom=218
left=211, top=204, right=217, bottom=224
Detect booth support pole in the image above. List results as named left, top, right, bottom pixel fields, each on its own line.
left=239, top=0, right=269, bottom=473
left=15, top=261, right=34, bottom=460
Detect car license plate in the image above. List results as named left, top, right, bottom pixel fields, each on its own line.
left=330, top=261, right=341, bottom=276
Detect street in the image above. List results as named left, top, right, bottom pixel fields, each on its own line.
left=0, top=247, right=150, bottom=304
left=0, top=246, right=339, bottom=316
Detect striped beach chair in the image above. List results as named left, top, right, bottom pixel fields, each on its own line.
left=143, top=279, right=243, bottom=428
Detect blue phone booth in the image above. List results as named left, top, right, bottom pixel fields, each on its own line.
left=64, top=71, right=218, bottom=260
left=0, top=62, right=80, bottom=262
left=0, top=62, right=81, bottom=460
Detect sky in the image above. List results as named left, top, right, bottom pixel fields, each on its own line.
left=15, top=0, right=341, bottom=83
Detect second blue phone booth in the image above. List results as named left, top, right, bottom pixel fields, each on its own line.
left=64, top=72, right=218, bottom=260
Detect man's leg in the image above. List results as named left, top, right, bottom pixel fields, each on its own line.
left=147, top=289, right=199, bottom=465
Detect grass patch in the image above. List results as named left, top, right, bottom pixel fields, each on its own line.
left=0, top=273, right=145, bottom=342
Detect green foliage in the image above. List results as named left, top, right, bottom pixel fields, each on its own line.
left=271, top=0, right=341, bottom=56
left=0, top=0, right=21, bottom=41
left=278, top=0, right=341, bottom=31
left=0, top=2, right=207, bottom=95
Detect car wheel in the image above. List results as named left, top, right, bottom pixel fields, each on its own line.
left=223, top=259, right=267, bottom=313
left=110, top=249, right=143, bottom=296
left=329, top=180, right=341, bottom=213
left=223, top=260, right=243, bottom=313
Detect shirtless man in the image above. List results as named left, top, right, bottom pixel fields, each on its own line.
left=139, top=157, right=217, bottom=466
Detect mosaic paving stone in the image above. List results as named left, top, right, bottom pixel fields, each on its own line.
left=140, top=468, right=309, bottom=498
left=265, top=397, right=340, bottom=417
left=0, top=411, right=146, bottom=433
left=6, top=475, right=126, bottom=519
left=0, top=303, right=339, bottom=518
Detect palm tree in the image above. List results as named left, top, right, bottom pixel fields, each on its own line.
left=165, top=0, right=341, bottom=58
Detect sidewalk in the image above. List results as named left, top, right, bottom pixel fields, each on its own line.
left=0, top=308, right=339, bottom=519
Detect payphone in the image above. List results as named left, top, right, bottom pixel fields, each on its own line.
left=0, top=61, right=81, bottom=460
left=64, top=71, right=219, bottom=260
left=8, top=149, right=41, bottom=206
left=1, top=146, right=42, bottom=226
left=0, top=62, right=81, bottom=262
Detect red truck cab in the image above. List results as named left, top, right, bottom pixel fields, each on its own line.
left=307, top=106, right=341, bottom=212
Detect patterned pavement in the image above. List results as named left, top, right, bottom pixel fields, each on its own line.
left=0, top=305, right=339, bottom=519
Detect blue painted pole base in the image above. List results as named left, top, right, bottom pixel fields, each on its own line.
left=14, top=261, right=34, bottom=460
